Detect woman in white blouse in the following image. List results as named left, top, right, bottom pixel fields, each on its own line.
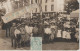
left=44, top=25, right=51, bottom=43
left=25, top=24, right=33, bottom=41
left=57, top=28, right=62, bottom=38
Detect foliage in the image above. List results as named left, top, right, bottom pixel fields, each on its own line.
left=64, top=0, right=79, bottom=14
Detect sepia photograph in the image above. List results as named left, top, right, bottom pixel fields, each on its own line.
left=0, top=0, right=79, bottom=50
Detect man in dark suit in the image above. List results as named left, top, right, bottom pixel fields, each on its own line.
left=10, top=23, right=16, bottom=47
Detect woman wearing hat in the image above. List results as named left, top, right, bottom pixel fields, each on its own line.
left=44, top=25, right=51, bottom=43
left=50, top=23, right=56, bottom=43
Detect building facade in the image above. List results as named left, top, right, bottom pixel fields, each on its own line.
left=30, top=0, right=65, bottom=13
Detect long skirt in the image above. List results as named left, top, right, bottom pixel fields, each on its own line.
left=44, top=34, right=50, bottom=43
left=66, top=34, right=71, bottom=39
left=57, top=30, right=62, bottom=38
left=75, top=34, right=79, bottom=42
left=50, top=34, right=54, bottom=40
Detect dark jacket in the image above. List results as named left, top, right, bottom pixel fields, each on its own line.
left=32, top=27, right=38, bottom=34
left=10, top=26, right=16, bottom=39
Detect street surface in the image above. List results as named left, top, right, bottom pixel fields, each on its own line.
left=0, top=37, right=79, bottom=50
left=0, top=37, right=30, bottom=50
left=43, top=42, right=79, bottom=50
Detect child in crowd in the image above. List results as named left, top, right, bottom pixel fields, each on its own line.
left=66, top=30, right=71, bottom=42
left=57, top=28, right=62, bottom=38
left=50, top=23, right=56, bottom=43
left=50, top=28, right=55, bottom=43
left=75, top=28, right=79, bottom=42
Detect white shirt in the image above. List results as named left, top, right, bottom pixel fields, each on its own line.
left=50, top=25, right=56, bottom=29
left=14, top=29, right=21, bottom=37
left=66, top=32, right=71, bottom=39
left=25, top=25, right=33, bottom=34
left=57, top=30, right=62, bottom=37
left=76, top=28, right=79, bottom=31
left=44, top=28, right=51, bottom=34
left=64, top=23, right=70, bottom=28
left=25, top=25, right=29, bottom=33
left=44, top=21, right=49, bottom=25
left=29, top=27, right=33, bottom=33
left=62, top=31, right=67, bottom=38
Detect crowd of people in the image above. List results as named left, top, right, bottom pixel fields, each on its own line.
left=43, top=14, right=79, bottom=43
left=5, top=13, right=79, bottom=49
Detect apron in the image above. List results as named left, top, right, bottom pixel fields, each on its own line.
left=44, top=28, right=51, bottom=34
left=66, top=32, right=71, bottom=39
left=50, top=28, right=55, bottom=40
left=57, top=30, right=61, bottom=37
left=50, top=34, right=54, bottom=40
left=75, top=32, right=79, bottom=41
left=62, top=31, right=66, bottom=38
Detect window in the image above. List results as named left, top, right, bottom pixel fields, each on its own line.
left=41, top=0, right=42, bottom=3
left=45, top=5, right=47, bottom=11
left=35, top=0, right=37, bottom=3
left=45, top=0, right=47, bottom=3
left=51, top=5, right=54, bottom=11
left=35, top=8, right=37, bottom=12
left=31, top=0, right=32, bottom=4
left=51, top=0, right=54, bottom=2
left=37, top=0, right=39, bottom=3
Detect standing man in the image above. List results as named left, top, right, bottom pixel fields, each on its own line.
left=32, top=24, right=38, bottom=37
left=10, top=23, right=16, bottom=47
left=20, top=24, right=26, bottom=47
left=25, top=23, right=32, bottom=46
left=25, top=24, right=30, bottom=41
left=70, top=25, right=76, bottom=42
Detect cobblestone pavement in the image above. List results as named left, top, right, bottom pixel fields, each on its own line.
left=0, top=37, right=79, bottom=50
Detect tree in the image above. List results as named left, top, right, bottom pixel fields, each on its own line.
left=0, top=0, right=6, bottom=16
left=64, top=0, right=79, bottom=14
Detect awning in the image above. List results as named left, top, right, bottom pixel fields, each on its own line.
left=2, top=7, right=27, bottom=23
left=1, top=4, right=38, bottom=23
left=70, top=9, right=79, bottom=18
